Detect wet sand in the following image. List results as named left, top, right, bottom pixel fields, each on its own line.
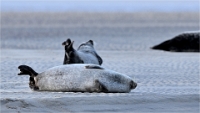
left=1, top=12, right=199, bottom=113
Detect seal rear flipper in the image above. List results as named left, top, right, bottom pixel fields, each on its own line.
left=85, top=65, right=104, bottom=70
left=65, top=41, right=74, bottom=52
left=62, top=38, right=71, bottom=46
left=62, top=38, right=75, bottom=53
left=29, top=77, right=39, bottom=91
left=18, top=65, right=38, bottom=77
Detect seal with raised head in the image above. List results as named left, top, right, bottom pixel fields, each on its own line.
left=62, top=39, right=103, bottom=65
left=151, top=32, right=200, bottom=52
left=18, top=64, right=137, bottom=93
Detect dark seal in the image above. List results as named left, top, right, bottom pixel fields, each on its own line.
left=151, top=32, right=200, bottom=52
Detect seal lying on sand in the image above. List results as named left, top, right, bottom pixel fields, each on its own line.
left=151, top=32, right=200, bottom=52
left=18, top=64, right=137, bottom=93
left=62, top=39, right=103, bottom=65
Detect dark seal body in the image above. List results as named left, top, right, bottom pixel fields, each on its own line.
left=152, top=32, right=200, bottom=52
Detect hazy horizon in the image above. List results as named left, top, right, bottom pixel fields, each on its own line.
left=1, top=0, right=199, bottom=12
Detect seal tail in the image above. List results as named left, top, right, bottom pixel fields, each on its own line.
left=18, top=65, right=38, bottom=77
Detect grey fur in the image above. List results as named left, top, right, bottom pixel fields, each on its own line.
left=62, top=39, right=103, bottom=65
left=18, top=64, right=137, bottom=93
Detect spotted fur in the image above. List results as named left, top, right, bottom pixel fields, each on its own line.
left=18, top=64, right=137, bottom=93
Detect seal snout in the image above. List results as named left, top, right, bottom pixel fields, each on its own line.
left=130, top=80, right=137, bottom=89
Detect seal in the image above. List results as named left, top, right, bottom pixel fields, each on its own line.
left=18, top=64, right=137, bottom=93
left=62, top=39, right=103, bottom=65
left=62, top=39, right=84, bottom=64
left=151, top=32, right=200, bottom=52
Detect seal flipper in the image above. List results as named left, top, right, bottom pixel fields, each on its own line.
left=62, top=38, right=71, bottom=46
left=63, top=40, right=76, bottom=64
left=18, top=65, right=38, bottom=77
left=29, top=77, right=39, bottom=90
left=85, top=65, right=104, bottom=70
left=95, top=80, right=108, bottom=93
left=18, top=65, right=39, bottom=91
left=94, top=52, right=103, bottom=65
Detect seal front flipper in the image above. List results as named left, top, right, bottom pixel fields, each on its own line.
left=85, top=65, right=104, bottom=69
left=95, top=80, right=108, bottom=93
left=86, top=80, right=108, bottom=93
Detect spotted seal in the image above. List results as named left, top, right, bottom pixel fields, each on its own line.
left=18, top=64, right=137, bottom=93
